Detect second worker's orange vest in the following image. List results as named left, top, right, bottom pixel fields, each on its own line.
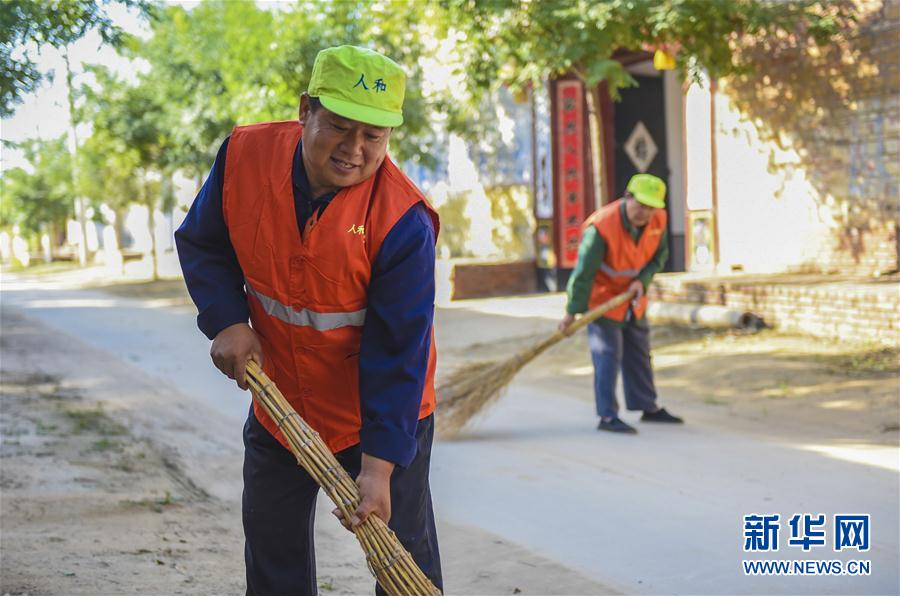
left=222, top=120, right=439, bottom=454
left=585, top=199, right=667, bottom=321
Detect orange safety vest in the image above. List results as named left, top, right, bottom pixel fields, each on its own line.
left=222, top=120, right=439, bottom=454
left=585, top=199, right=667, bottom=321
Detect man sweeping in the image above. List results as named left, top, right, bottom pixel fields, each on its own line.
left=558, top=174, right=684, bottom=434
left=175, top=45, right=442, bottom=594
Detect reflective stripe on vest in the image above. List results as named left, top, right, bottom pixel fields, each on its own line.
left=599, top=262, right=641, bottom=278
left=245, top=282, right=366, bottom=331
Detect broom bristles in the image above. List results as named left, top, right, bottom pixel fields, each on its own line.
left=437, top=290, right=635, bottom=437
left=437, top=359, right=519, bottom=435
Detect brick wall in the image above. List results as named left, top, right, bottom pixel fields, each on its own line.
left=812, top=225, right=899, bottom=275
left=807, top=2, right=900, bottom=274
left=447, top=260, right=536, bottom=300
left=720, top=0, right=899, bottom=275
left=649, top=274, right=898, bottom=346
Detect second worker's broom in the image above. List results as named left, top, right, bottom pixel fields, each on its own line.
left=437, top=289, right=635, bottom=437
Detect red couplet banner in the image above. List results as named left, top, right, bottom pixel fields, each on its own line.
left=555, top=80, right=586, bottom=269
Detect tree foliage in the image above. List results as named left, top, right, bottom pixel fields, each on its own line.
left=121, top=1, right=278, bottom=180
left=442, top=0, right=852, bottom=205
left=0, top=0, right=148, bottom=117
left=723, top=1, right=897, bottom=239
left=77, top=71, right=143, bottom=218
left=124, top=0, right=444, bottom=177
left=445, top=0, right=848, bottom=97
left=1, top=0, right=449, bottom=264
left=1, top=136, right=73, bottom=236
left=78, top=63, right=170, bottom=275
left=5, top=0, right=862, bottom=263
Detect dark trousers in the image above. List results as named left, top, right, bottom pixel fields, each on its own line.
left=587, top=321, right=659, bottom=419
left=242, top=409, right=443, bottom=595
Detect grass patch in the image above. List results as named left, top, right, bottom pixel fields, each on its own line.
left=64, top=405, right=126, bottom=436
left=812, top=344, right=899, bottom=378
left=34, top=420, right=59, bottom=435
left=91, top=438, right=120, bottom=452
left=318, top=579, right=335, bottom=591
left=3, top=260, right=81, bottom=275
left=774, top=379, right=792, bottom=397
left=93, top=279, right=190, bottom=302
left=826, top=347, right=899, bottom=375
left=650, top=325, right=733, bottom=349
left=703, top=395, right=728, bottom=406
left=112, top=459, right=136, bottom=473
left=123, top=491, right=178, bottom=513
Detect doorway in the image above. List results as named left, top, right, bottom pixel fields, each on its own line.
left=612, top=73, right=679, bottom=271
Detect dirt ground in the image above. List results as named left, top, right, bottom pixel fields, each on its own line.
left=443, top=302, right=898, bottom=450
left=531, top=324, right=899, bottom=445
left=0, top=280, right=612, bottom=596
left=1, top=273, right=897, bottom=595
left=0, top=313, right=246, bottom=596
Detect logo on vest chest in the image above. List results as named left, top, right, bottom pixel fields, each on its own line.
left=347, top=224, right=366, bottom=237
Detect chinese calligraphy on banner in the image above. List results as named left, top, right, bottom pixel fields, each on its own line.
left=555, top=80, right=586, bottom=268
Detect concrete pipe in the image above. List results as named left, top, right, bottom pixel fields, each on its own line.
left=646, top=302, right=765, bottom=330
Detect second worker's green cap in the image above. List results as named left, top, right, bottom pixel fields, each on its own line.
left=626, top=173, right=667, bottom=209
left=307, top=45, right=406, bottom=128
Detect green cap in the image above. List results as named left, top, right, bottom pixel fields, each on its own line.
left=308, top=45, right=405, bottom=128
left=626, top=173, right=667, bottom=208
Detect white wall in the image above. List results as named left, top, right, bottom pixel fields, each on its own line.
left=682, top=75, right=834, bottom=273
left=712, top=80, right=833, bottom=272
left=664, top=71, right=685, bottom=236
left=684, top=75, right=714, bottom=213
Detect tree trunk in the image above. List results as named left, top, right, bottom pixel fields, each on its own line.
left=48, top=222, right=59, bottom=259
left=147, top=198, right=159, bottom=281
left=895, top=221, right=899, bottom=274
left=41, top=224, right=52, bottom=263
left=113, top=206, right=127, bottom=275
left=63, top=48, right=90, bottom=266
left=114, top=207, right=127, bottom=255
left=583, top=80, right=609, bottom=207
left=139, top=176, right=160, bottom=281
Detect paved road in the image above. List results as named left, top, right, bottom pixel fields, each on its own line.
left=3, top=276, right=897, bottom=595
left=2, top=277, right=251, bottom=422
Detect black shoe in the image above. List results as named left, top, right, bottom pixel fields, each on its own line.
left=597, top=417, right=638, bottom=434
left=641, top=408, right=684, bottom=424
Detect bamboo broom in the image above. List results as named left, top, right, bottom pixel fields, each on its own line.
left=437, top=289, right=636, bottom=437
left=245, top=361, right=440, bottom=595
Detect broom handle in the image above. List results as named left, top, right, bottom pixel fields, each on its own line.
left=560, top=289, right=637, bottom=336
left=244, top=360, right=440, bottom=594
left=511, top=289, right=636, bottom=365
